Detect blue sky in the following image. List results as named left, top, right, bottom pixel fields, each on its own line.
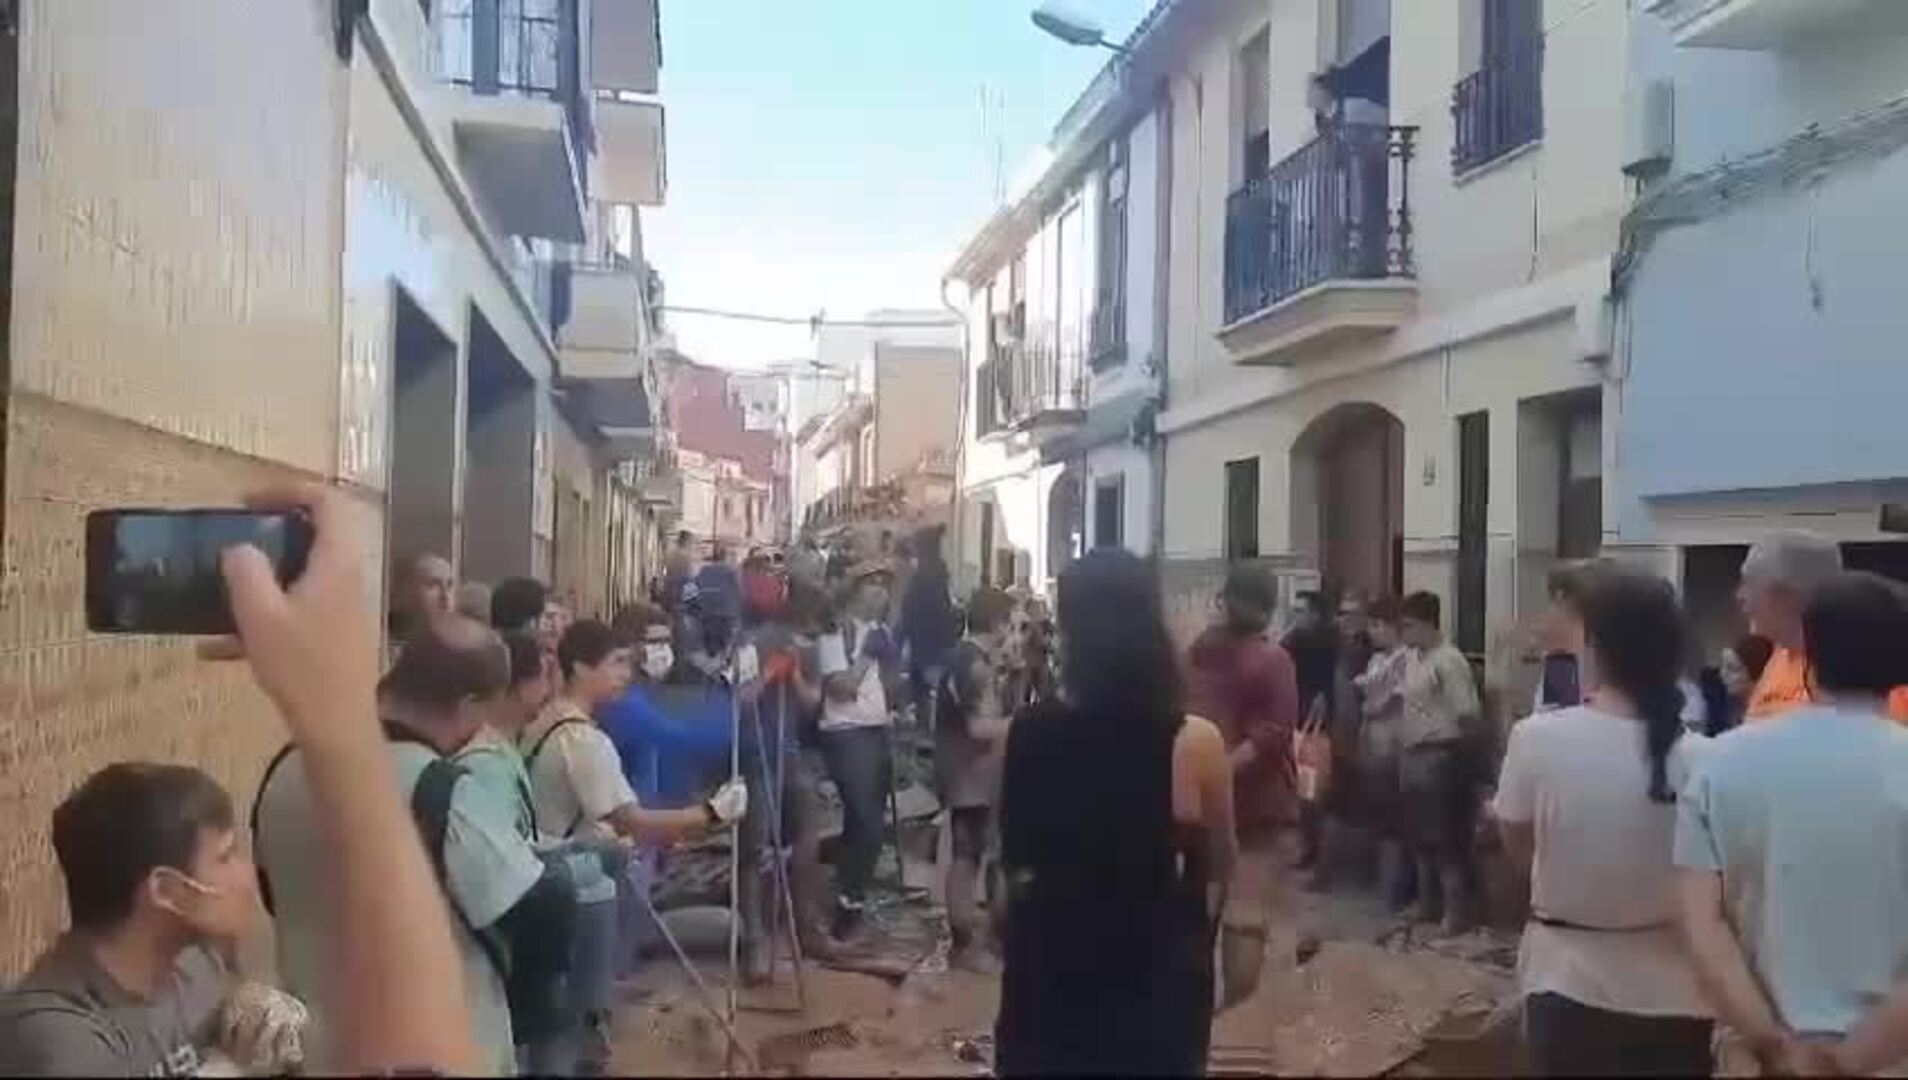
left=643, top=0, right=1156, bottom=370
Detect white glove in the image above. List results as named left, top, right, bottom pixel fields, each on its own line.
left=705, top=778, right=749, bottom=825
left=218, top=982, right=309, bottom=1074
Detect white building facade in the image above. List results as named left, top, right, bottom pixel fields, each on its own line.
left=1133, top=0, right=1629, bottom=683
left=947, top=61, right=1172, bottom=596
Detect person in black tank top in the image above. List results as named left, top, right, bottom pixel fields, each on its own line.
left=995, top=551, right=1222, bottom=1076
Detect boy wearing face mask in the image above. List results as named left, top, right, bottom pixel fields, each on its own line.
left=0, top=764, right=306, bottom=1077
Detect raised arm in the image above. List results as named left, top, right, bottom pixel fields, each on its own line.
left=218, top=486, right=478, bottom=1074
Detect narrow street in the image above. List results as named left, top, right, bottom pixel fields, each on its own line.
left=610, top=883, right=1520, bottom=1077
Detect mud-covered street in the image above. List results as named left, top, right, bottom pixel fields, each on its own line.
left=611, top=887, right=1522, bottom=1077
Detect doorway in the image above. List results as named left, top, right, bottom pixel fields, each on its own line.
left=1291, top=403, right=1405, bottom=600
left=463, top=308, right=537, bottom=585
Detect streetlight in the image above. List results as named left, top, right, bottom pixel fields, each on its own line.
left=1030, top=3, right=1129, bottom=53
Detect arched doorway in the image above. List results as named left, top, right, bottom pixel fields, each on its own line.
left=1047, top=469, right=1084, bottom=585
left=1290, top=403, right=1404, bottom=599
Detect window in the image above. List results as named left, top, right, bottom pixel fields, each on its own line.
left=1456, top=412, right=1490, bottom=657
left=1095, top=475, right=1125, bottom=551
left=1056, top=201, right=1086, bottom=377
left=1557, top=403, right=1602, bottom=560
left=1224, top=458, right=1260, bottom=561
left=1453, top=0, right=1544, bottom=173
left=435, top=0, right=474, bottom=82
left=441, top=0, right=563, bottom=95
left=1235, top=29, right=1271, bottom=184
left=1092, top=135, right=1129, bottom=368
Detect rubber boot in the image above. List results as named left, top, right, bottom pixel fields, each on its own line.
left=1438, top=861, right=1475, bottom=938
left=1412, top=854, right=1444, bottom=925
left=1378, top=839, right=1416, bottom=913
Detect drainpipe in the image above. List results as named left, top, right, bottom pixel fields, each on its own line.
left=1148, top=91, right=1175, bottom=563
left=940, top=275, right=972, bottom=594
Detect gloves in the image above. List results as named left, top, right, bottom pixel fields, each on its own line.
left=704, top=778, right=749, bottom=826
left=217, top=981, right=309, bottom=1074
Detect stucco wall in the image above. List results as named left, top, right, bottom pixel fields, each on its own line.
left=338, top=35, right=557, bottom=505
left=1616, top=12, right=1908, bottom=542
left=1165, top=0, right=1629, bottom=412
left=0, top=0, right=359, bottom=975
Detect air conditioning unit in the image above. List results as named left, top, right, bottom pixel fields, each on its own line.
left=1623, top=78, right=1675, bottom=179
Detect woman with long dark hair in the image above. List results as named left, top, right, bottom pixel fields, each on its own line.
left=993, top=550, right=1235, bottom=1076
left=1492, top=569, right=1713, bottom=1076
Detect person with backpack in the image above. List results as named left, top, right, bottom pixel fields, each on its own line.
left=456, top=630, right=621, bottom=1076
left=252, top=613, right=579, bottom=1075
left=522, top=620, right=747, bottom=850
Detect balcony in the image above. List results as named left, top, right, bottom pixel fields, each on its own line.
left=1647, top=0, right=1884, bottom=49
left=980, top=331, right=1085, bottom=438
left=557, top=256, right=656, bottom=460
left=638, top=467, right=682, bottom=511
left=557, top=256, right=649, bottom=380
left=1452, top=43, right=1544, bottom=175
left=440, top=0, right=589, bottom=243
left=1219, top=124, right=1418, bottom=365
left=594, top=96, right=667, bottom=206
left=591, top=0, right=661, bottom=93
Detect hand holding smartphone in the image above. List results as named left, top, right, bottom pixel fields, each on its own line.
left=86, top=509, right=316, bottom=636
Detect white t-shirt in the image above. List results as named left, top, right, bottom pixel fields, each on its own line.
left=521, top=703, right=640, bottom=840
left=1493, top=705, right=1712, bottom=1017
left=819, top=620, right=892, bottom=732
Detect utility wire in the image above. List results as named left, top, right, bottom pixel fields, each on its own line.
left=660, top=304, right=959, bottom=329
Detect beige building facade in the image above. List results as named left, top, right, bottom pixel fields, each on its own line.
left=802, top=343, right=962, bottom=537
left=0, top=0, right=672, bottom=970
left=1149, top=0, right=1626, bottom=691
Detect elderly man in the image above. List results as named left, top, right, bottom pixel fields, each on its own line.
left=1739, top=532, right=1845, bottom=721
left=1739, top=531, right=1908, bottom=723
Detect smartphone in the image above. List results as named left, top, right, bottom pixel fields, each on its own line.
left=85, top=509, right=315, bottom=635
left=1539, top=650, right=1583, bottom=710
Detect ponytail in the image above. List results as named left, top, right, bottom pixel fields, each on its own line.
left=1579, top=569, right=1690, bottom=805
left=1635, top=678, right=1685, bottom=804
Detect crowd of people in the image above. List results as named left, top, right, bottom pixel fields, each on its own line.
left=6, top=490, right=1908, bottom=1077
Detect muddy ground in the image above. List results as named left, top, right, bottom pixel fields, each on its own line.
left=610, top=888, right=1521, bottom=1077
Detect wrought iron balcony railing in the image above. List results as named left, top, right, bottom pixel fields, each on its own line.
left=978, top=330, right=1085, bottom=436
left=1223, top=123, right=1417, bottom=326
left=1452, top=42, right=1544, bottom=174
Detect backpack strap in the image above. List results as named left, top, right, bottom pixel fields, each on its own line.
left=409, top=757, right=512, bottom=983
left=410, top=758, right=460, bottom=887
left=523, top=716, right=588, bottom=769
left=523, top=717, right=592, bottom=838
left=249, top=742, right=299, bottom=917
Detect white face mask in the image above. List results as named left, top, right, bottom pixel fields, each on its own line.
left=642, top=644, right=675, bottom=679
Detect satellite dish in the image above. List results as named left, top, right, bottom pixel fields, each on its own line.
left=1031, top=3, right=1109, bottom=48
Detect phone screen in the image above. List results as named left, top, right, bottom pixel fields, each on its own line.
left=85, top=510, right=315, bottom=636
